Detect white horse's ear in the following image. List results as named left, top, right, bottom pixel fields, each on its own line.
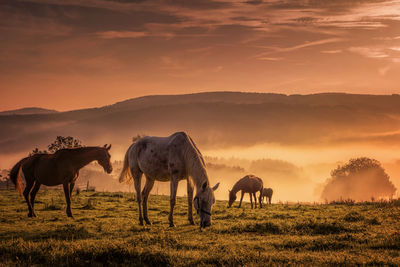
left=202, top=181, right=208, bottom=192
left=212, top=182, right=220, bottom=191
left=107, top=144, right=112, bottom=150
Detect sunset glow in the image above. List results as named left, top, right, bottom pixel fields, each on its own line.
left=1, top=0, right=400, bottom=111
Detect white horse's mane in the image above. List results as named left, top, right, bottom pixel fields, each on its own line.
left=182, top=136, right=209, bottom=189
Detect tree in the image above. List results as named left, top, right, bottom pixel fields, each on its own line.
left=30, top=136, right=83, bottom=155
left=47, top=136, right=82, bottom=153
left=29, top=148, right=48, bottom=156
left=321, top=157, right=396, bottom=202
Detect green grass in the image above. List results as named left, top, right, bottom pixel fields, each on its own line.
left=1, top=190, right=400, bottom=266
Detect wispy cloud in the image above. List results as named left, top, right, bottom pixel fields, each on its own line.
left=321, top=50, right=343, bottom=54
left=348, top=47, right=389, bottom=59
left=255, top=38, right=344, bottom=60
left=97, top=31, right=147, bottom=39
left=274, top=38, right=344, bottom=52
left=258, top=57, right=284, bottom=61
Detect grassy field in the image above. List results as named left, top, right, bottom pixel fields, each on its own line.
left=1, top=190, right=400, bottom=266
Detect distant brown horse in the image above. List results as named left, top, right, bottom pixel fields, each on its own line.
left=228, top=175, right=263, bottom=209
left=9, top=145, right=113, bottom=218
left=261, top=188, right=273, bottom=204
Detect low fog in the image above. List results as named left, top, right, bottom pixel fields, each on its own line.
left=2, top=93, right=400, bottom=202
left=1, top=142, right=399, bottom=203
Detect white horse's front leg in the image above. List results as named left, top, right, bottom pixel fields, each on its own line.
left=169, top=178, right=179, bottom=227
left=187, top=178, right=194, bottom=225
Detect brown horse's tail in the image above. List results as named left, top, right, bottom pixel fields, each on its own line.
left=9, top=158, right=27, bottom=196
left=118, top=146, right=132, bottom=184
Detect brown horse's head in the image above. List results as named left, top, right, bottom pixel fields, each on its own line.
left=228, top=190, right=237, bottom=207
left=194, top=181, right=219, bottom=228
left=98, top=144, right=113, bottom=174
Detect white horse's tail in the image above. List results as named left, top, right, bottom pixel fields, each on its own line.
left=118, top=146, right=132, bottom=183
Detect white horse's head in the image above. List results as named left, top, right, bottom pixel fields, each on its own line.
left=194, top=181, right=220, bottom=228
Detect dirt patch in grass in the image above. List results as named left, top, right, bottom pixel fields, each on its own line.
left=365, top=217, right=381, bottom=225
left=343, top=211, right=364, bottom=222
left=293, top=221, right=355, bottom=235
left=218, top=221, right=283, bottom=234
left=37, top=224, right=92, bottom=240
left=370, top=233, right=400, bottom=250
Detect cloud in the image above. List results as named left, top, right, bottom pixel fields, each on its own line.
left=348, top=47, right=389, bottom=58
left=321, top=50, right=343, bottom=54
left=258, top=57, right=283, bottom=61
left=97, top=31, right=147, bottom=39
left=256, top=38, right=344, bottom=60
left=275, top=38, right=344, bottom=52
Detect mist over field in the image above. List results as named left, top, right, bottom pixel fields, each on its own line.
left=1, top=92, right=400, bottom=202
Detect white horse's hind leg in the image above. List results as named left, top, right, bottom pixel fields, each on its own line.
left=142, top=178, right=154, bottom=225
left=133, top=171, right=143, bottom=225
left=187, top=178, right=194, bottom=225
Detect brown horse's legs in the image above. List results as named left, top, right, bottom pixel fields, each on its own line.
left=69, top=182, right=75, bottom=196
left=238, top=191, right=244, bottom=208
left=133, top=174, right=143, bottom=225
left=30, top=182, right=41, bottom=217
left=168, top=178, right=179, bottom=227
left=142, top=178, right=154, bottom=225
left=259, top=190, right=262, bottom=208
left=63, top=183, right=73, bottom=217
left=250, top=193, right=253, bottom=209
left=187, top=178, right=194, bottom=225
left=23, top=180, right=35, bottom=217
left=253, top=193, right=258, bottom=208
left=269, top=196, right=272, bottom=205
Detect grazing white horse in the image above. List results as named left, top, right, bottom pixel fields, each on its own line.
left=119, top=132, right=219, bottom=228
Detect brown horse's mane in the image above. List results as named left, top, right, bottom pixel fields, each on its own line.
left=53, top=146, right=104, bottom=155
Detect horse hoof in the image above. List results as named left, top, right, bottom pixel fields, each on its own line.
left=145, top=219, right=152, bottom=225
left=28, top=213, right=33, bottom=217
left=189, top=220, right=195, bottom=225
left=169, top=223, right=175, bottom=227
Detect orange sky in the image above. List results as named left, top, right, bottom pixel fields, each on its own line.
left=1, top=0, right=400, bottom=111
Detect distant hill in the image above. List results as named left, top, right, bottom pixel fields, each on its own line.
left=0, top=107, right=58, bottom=116
left=1, top=91, right=400, bottom=155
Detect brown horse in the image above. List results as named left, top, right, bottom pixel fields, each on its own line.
left=9, top=145, right=113, bottom=217
left=228, top=175, right=263, bottom=209
left=261, top=188, right=273, bottom=204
